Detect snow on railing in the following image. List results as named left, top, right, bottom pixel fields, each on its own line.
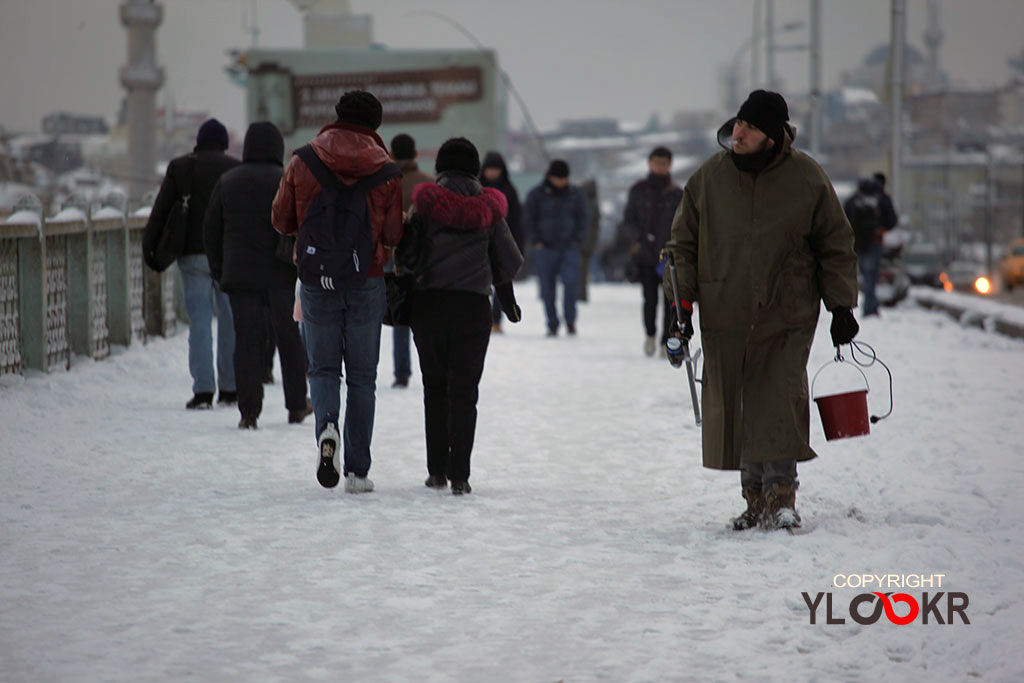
left=0, top=194, right=175, bottom=378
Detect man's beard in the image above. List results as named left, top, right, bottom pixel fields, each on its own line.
left=730, top=139, right=777, bottom=174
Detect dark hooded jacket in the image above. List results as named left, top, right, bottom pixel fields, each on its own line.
left=203, top=122, right=295, bottom=292
left=143, top=143, right=240, bottom=265
left=396, top=171, right=523, bottom=295
left=480, top=152, right=524, bottom=252
left=843, top=178, right=898, bottom=248
left=624, top=173, right=684, bottom=267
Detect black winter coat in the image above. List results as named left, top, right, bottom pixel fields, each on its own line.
left=480, top=152, right=524, bottom=252
left=396, top=171, right=523, bottom=295
left=143, top=145, right=240, bottom=263
left=623, top=173, right=683, bottom=267
left=203, top=122, right=295, bottom=292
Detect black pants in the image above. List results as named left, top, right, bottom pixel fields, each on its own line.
left=410, top=290, right=491, bottom=483
left=640, top=265, right=673, bottom=342
left=228, top=288, right=307, bottom=420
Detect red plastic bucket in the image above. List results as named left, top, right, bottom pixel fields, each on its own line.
left=811, top=359, right=871, bottom=441
left=814, top=389, right=870, bottom=440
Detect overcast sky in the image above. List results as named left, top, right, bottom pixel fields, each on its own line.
left=1, top=0, right=1023, bottom=138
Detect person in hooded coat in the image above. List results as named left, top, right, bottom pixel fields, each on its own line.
left=204, top=121, right=310, bottom=430
left=396, top=138, right=524, bottom=495
left=662, top=90, right=860, bottom=531
left=480, top=151, right=524, bottom=332
left=144, top=118, right=240, bottom=410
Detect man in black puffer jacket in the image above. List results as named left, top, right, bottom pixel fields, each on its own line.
left=144, top=118, right=240, bottom=410
left=204, top=121, right=310, bottom=429
left=396, top=138, right=523, bottom=495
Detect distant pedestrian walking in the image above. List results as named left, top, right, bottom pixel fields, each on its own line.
left=480, top=151, right=524, bottom=332
left=623, top=147, right=683, bottom=355
left=272, top=91, right=404, bottom=493
left=203, top=121, right=310, bottom=430
left=143, top=118, right=239, bottom=410
left=388, top=133, right=434, bottom=388
left=523, top=159, right=588, bottom=336
left=396, top=138, right=523, bottom=495
left=844, top=172, right=898, bottom=317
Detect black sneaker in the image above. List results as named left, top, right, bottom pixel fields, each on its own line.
left=238, top=416, right=258, bottom=430
left=217, top=390, right=238, bottom=406
left=392, top=376, right=409, bottom=388
left=451, top=480, right=472, bottom=495
left=567, top=323, right=577, bottom=335
left=316, top=424, right=341, bottom=488
left=546, top=328, right=557, bottom=337
left=288, top=398, right=313, bottom=424
left=262, top=369, right=274, bottom=384
left=185, top=392, right=214, bottom=410
left=424, top=475, right=447, bottom=489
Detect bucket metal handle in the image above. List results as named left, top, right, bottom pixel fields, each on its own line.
left=811, top=357, right=870, bottom=401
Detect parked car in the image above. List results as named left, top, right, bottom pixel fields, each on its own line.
left=903, top=243, right=946, bottom=288
left=940, top=260, right=993, bottom=295
left=998, top=238, right=1024, bottom=290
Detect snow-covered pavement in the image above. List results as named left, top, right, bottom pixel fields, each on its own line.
left=2, top=282, right=1022, bottom=682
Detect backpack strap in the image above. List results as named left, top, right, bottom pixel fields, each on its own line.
left=294, top=145, right=341, bottom=190
left=296, top=145, right=401, bottom=194
left=356, top=161, right=402, bottom=192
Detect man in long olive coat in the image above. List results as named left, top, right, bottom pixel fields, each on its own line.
left=662, top=90, right=861, bottom=531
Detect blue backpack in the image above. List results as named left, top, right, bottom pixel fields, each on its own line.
left=293, top=145, right=400, bottom=290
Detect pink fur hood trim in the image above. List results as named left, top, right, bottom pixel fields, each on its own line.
left=411, top=183, right=508, bottom=231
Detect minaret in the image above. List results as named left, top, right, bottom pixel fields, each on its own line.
left=923, top=0, right=943, bottom=89
left=119, top=0, right=164, bottom=204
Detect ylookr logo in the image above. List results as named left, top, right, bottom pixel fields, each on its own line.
left=803, top=574, right=970, bottom=626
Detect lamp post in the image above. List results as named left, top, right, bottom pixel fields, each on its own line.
left=728, top=20, right=805, bottom=112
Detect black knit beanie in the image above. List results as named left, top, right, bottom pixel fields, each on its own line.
left=547, top=159, right=570, bottom=178
left=390, top=133, right=416, bottom=160
left=435, top=137, right=480, bottom=176
left=335, top=91, right=383, bottom=130
left=736, top=89, right=789, bottom=150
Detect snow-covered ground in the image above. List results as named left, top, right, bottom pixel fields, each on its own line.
left=2, top=283, right=1022, bottom=682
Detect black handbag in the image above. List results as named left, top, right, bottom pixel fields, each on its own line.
left=382, top=272, right=414, bottom=327
left=150, top=154, right=195, bottom=272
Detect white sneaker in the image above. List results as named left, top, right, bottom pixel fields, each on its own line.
left=316, top=424, right=341, bottom=489
left=644, top=335, right=656, bottom=356
left=345, top=473, right=375, bottom=494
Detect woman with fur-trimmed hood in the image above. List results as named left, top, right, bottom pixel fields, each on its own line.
left=396, top=137, right=524, bottom=495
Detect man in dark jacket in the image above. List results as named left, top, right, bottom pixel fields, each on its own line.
left=144, top=118, right=240, bottom=410
left=388, top=133, right=434, bottom=388
left=480, top=151, right=524, bottom=332
left=624, top=147, right=683, bottom=356
left=523, top=159, right=589, bottom=336
left=844, top=172, right=898, bottom=317
left=272, top=91, right=403, bottom=493
left=204, top=121, right=310, bottom=430
left=396, top=138, right=523, bottom=494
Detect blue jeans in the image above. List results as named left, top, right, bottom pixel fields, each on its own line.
left=301, top=278, right=386, bottom=478
left=392, top=324, right=411, bottom=380
left=857, top=242, right=883, bottom=316
left=177, top=254, right=235, bottom=394
left=533, top=246, right=581, bottom=332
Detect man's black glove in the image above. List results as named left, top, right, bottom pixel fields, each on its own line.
left=675, top=307, right=694, bottom=343
left=830, top=308, right=859, bottom=346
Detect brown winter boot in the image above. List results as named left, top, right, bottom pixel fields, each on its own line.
left=731, top=487, right=763, bottom=531
left=760, top=481, right=802, bottom=530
